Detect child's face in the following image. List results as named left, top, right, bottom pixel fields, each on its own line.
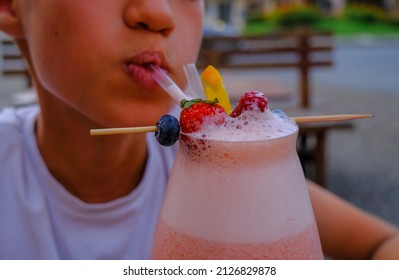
left=18, top=0, right=204, bottom=127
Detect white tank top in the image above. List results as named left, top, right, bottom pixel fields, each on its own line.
left=0, top=106, right=177, bottom=259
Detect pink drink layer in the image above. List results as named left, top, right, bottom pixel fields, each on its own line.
left=152, top=218, right=323, bottom=260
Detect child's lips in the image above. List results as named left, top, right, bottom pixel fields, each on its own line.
left=125, top=52, right=167, bottom=88
left=126, top=63, right=158, bottom=88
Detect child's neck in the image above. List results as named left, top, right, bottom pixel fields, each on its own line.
left=35, top=109, right=148, bottom=204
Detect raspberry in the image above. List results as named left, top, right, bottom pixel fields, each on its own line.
left=230, top=91, right=269, bottom=118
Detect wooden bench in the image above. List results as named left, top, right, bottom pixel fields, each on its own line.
left=197, top=29, right=333, bottom=108
left=1, top=38, right=32, bottom=87
left=197, top=29, right=352, bottom=185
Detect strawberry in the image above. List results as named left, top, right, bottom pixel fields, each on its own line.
left=180, top=99, right=226, bottom=133
left=230, top=91, right=269, bottom=118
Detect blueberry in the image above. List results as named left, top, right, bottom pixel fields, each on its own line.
left=155, top=115, right=180, bottom=146
left=272, top=109, right=289, bottom=120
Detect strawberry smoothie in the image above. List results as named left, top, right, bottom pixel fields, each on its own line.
left=151, top=92, right=324, bottom=259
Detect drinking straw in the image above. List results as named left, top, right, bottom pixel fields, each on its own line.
left=149, top=64, right=187, bottom=104
left=183, top=63, right=205, bottom=99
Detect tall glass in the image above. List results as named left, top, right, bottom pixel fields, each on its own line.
left=151, top=125, right=323, bottom=259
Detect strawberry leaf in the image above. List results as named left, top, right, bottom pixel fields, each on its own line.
left=180, top=98, right=220, bottom=109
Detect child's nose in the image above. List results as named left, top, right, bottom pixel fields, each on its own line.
left=123, top=0, right=175, bottom=36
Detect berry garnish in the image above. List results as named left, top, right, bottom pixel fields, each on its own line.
left=180, top=99, right=226, bottom=133
left=230, top=91, right=269, bottom=118
left=155, top=115, right=180, bottom=146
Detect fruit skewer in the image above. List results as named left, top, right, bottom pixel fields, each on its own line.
left=90, top=114, right=372, bottom=136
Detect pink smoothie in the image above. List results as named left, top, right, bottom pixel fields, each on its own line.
left=151, top=100, right=323, bottom=260
left=152, top=218, right=324, bottom=260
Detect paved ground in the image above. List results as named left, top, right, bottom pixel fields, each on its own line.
left=305, top=37, right=399, bottom=226
left=310, top=81, right=399, bottom=226
left=1, top=36, right=399, bottom=226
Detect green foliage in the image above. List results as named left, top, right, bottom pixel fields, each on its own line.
left=243, top=4, right=399, bottom=36
left=343, top=4, right=386, bottom=24
left=269, top=6, right=322, bottom=29
left=246, top=11, right=267, bottom=24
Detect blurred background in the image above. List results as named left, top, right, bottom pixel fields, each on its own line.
left=1, top=0, right=399, bottom=225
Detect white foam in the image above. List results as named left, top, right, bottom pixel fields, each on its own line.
left=189, top=109, right=297, bottom=141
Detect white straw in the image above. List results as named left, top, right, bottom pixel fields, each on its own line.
left=183, top=63, right=205, bottom=99
left=149, top=64, right=187, bottom=104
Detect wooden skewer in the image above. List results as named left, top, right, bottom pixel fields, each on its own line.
left=292, top=114, right=373, bottom=123
left=90, top=114, right=373, bottom=136
left=90, top=126, right=157, bottom=136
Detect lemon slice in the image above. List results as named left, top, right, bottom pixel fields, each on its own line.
left=200, top=65, right=232, bottom=114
